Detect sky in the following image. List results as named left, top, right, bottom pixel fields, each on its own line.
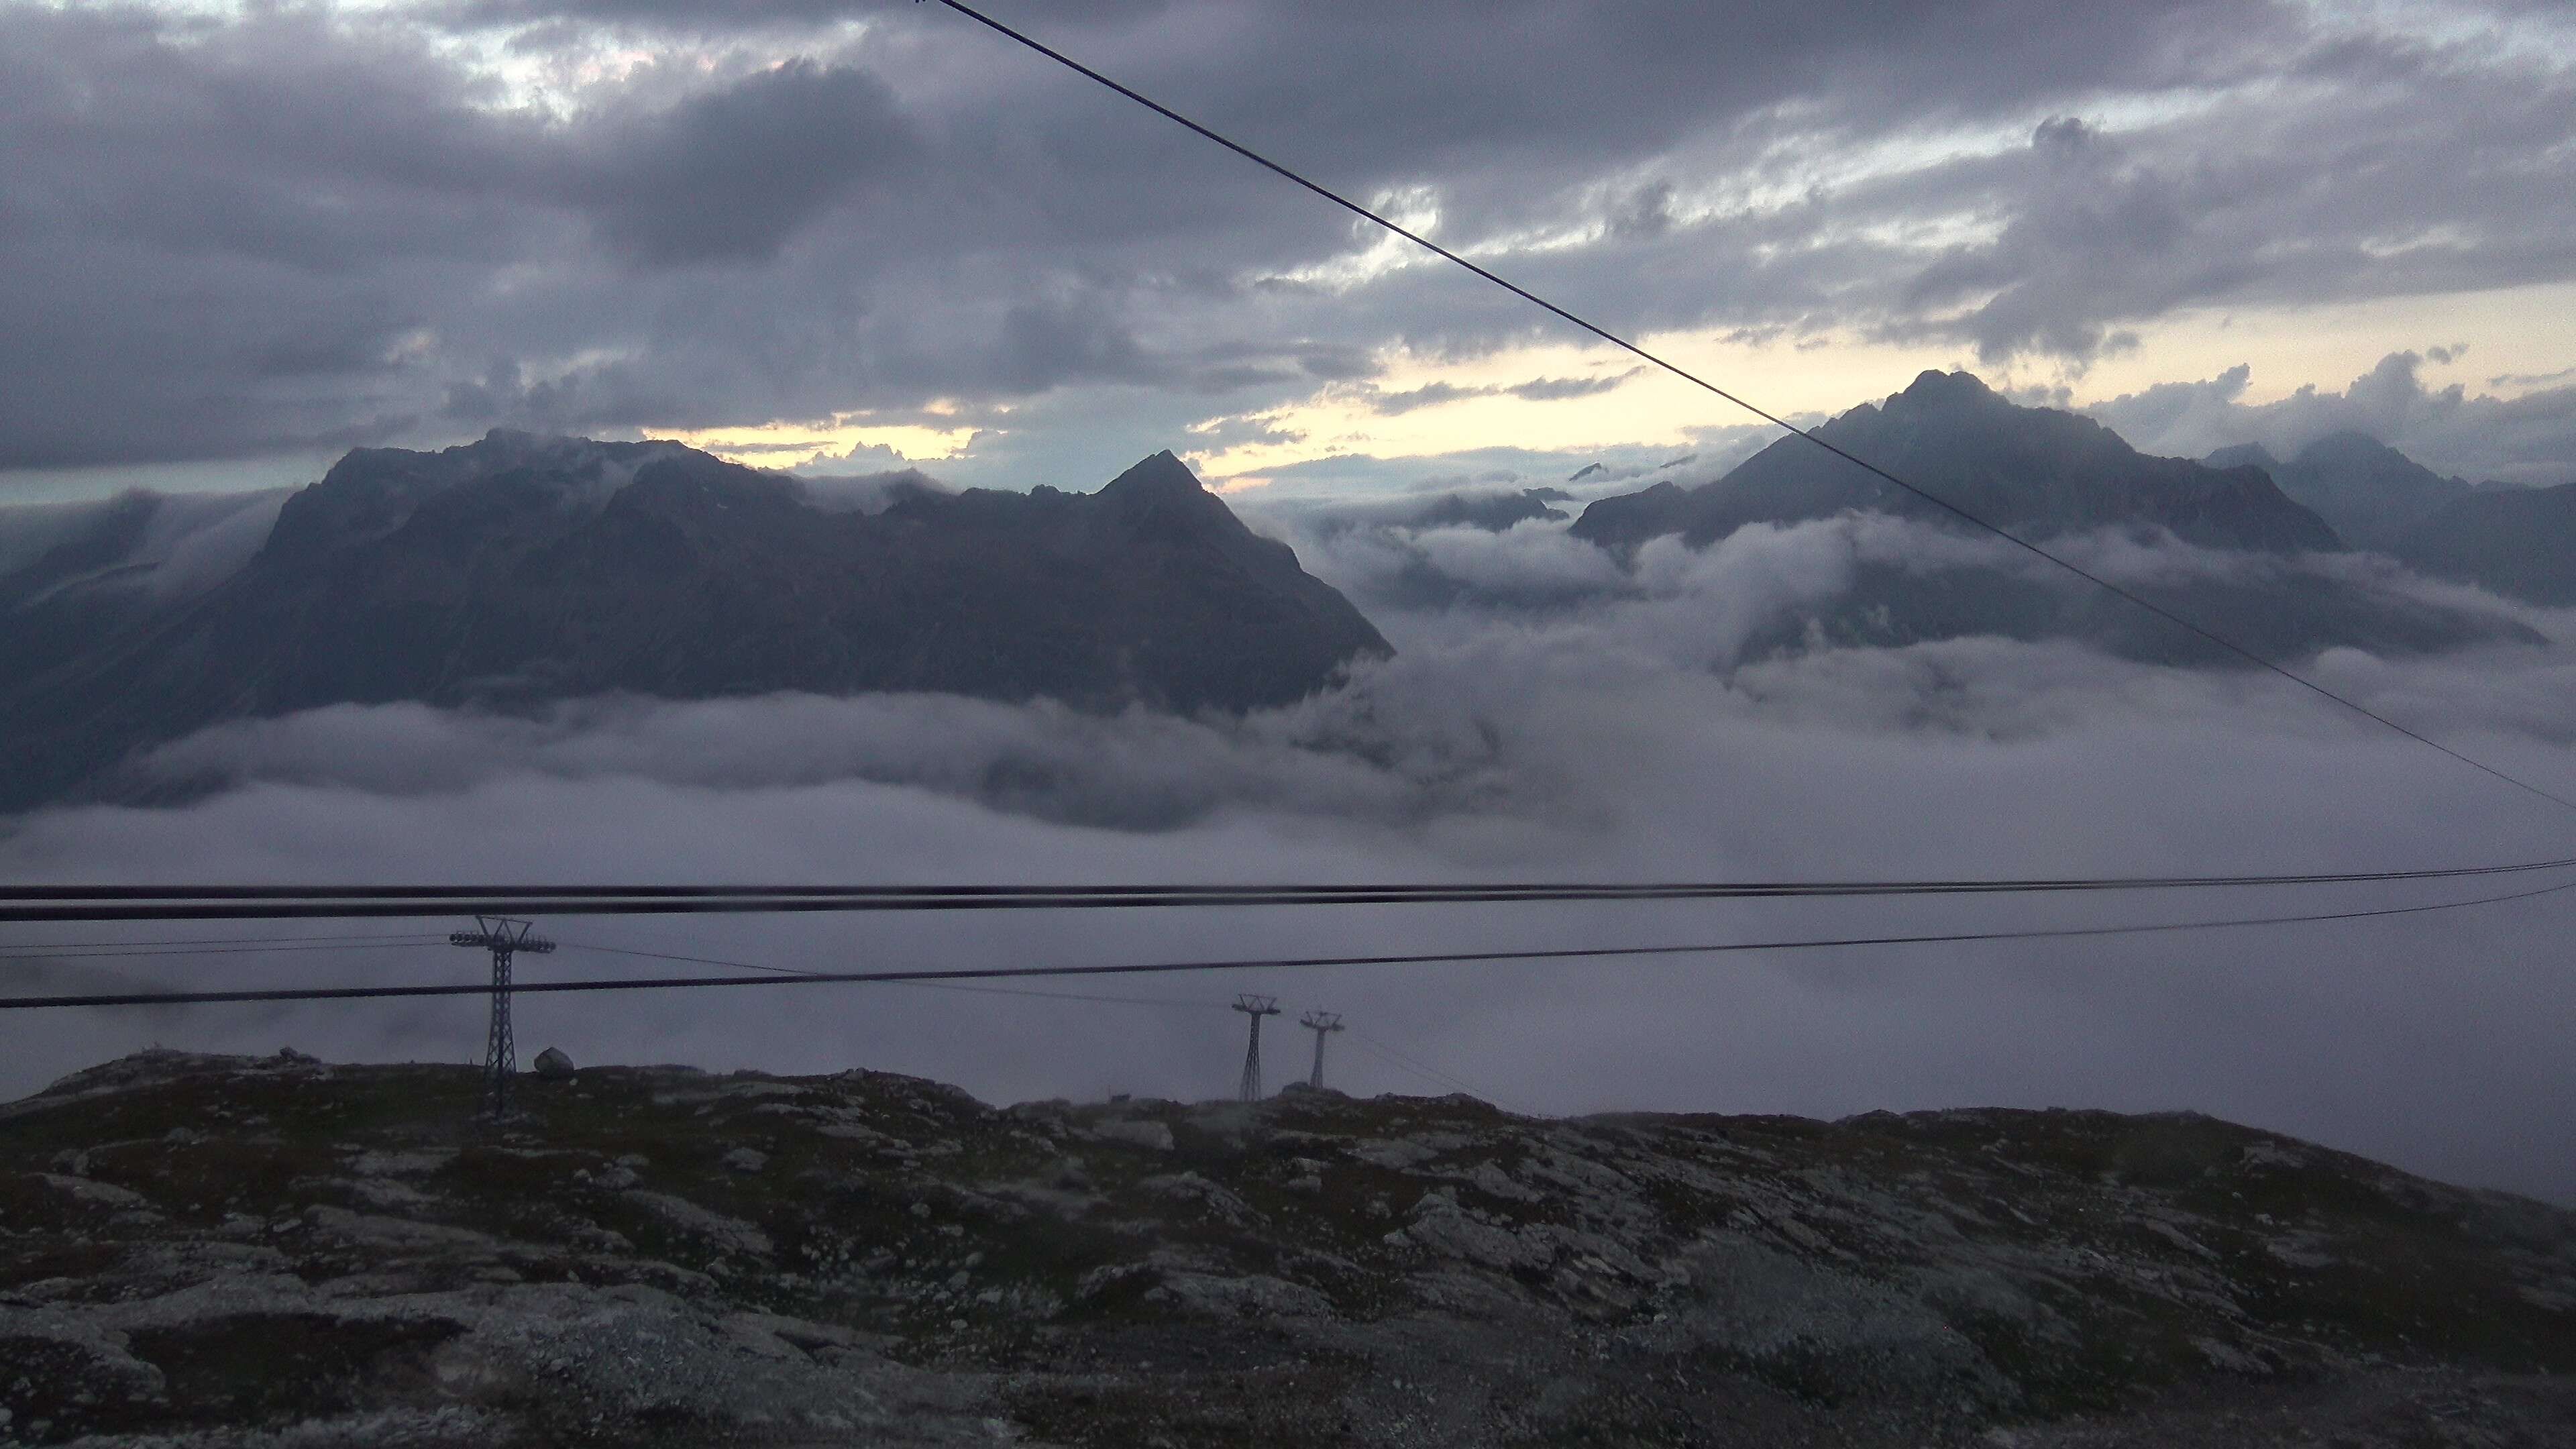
left=6, top=1, right=2576, bottom=1207
left=1, top=0, right=2573, bottom=501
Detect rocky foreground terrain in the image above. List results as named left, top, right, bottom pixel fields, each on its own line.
left=3, top=1050, right=2572, bottom=1448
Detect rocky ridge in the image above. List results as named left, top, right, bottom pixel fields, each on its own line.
left=0, top=438, right=1391, bottom=812
left=1562, top=373, right=2543, bottom=665
left=1570, top=372, right=2343, bottom=557
left=2, top=1050, right=2572, bottom=1448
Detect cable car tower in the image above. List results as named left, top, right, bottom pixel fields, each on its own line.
left=1299, top=1010, right=1344, bottom=1089
left=1232, top=994, right=1281, bottom=1102
left=449, top=916, right=554, bottom=1119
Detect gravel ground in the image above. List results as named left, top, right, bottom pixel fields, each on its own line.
left=2, top=1049, right=2570, bottom=1446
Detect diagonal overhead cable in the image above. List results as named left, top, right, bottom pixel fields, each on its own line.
left=916, top=0, right=2576, bottom=818
left=3, top=873, right=2566, bottom=1011
left=7, top=856, right=2576, bottom=922
left=1346, top=1028, right=1521, bottom=1110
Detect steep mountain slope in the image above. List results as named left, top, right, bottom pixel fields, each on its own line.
left=2394, top=481, right=2576, bottom=605
left=1574, top=372, right=2341, bottom=556
left=1567, top=374, right=2538, bottom=666
left=2198, top=434, right=2576, bottom=606
left=0, top=490, right=288, bottom=689
left=2204, top=433, right=2474, bottom=553
left=0, top=435, right=1389, bottom=812
left=3, top=1050, right=2571, bottom=1448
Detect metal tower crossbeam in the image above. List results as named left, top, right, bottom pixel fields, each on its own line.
left=1232, top=993, right=1280, bottom=1102
left=449, top=916, right=555, bottom=1119
left=1299, top=1009, right=1344, bottom=1089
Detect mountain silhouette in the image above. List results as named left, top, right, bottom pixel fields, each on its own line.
left=2204, top=432, right=2473, bottom=553
left=1567, top=372, right=2538, bottom=665
left=0, top=434, right=1389, bottom=810
left=1574, top=370, right=2341, bottom=555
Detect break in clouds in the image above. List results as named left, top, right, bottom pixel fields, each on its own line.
left=3, top=0, right=2574, bottom=1208
left=5, top=1, right=2575, bottom=490
left=7, top=506, right=2576, bottom=1204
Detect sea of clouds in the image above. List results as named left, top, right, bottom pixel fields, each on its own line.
left=6, top=502, right=2576, bottom=1203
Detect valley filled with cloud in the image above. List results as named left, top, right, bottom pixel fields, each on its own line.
left=4, top=0, right=2575, bottom=1203
left=9, top=476, right=2576, bottom=1202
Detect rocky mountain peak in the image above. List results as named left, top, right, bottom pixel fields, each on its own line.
left=2204, top=441, right=2281, bottom=472
left=1098, top=449, right=1208, bottom=500
left=2294, top=429, right=2418, bottom=470
left=0, top=439, right=1391, bottom=810
left=1574, top=369, right=2339, bottom=558
left=1891, top=367, right=2008, bottom=412
left=2204, top=429, right=2472, bottom=552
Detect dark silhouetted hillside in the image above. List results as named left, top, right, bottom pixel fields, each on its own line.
left=0, top=435, right=1389, bottom=811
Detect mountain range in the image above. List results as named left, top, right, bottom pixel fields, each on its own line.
left=2, top=372, right=2571, bottom=812
left=2205, top=433, right=2576, bottom=605
left=2202, top=432, right=2479, bottom=553
left=1561, top=372, right=2560, bottom=665
left=0, top=436, right=1388, bottom=812
left=1574, top=370, right=2342, bottom=556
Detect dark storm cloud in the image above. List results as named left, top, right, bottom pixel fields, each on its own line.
left=1354, top=370, right=1644, bottom=415
left=1883, top=40, right=2576, bottom=362
left=564, top=58, right=916, bottom=265
left=0, top=3, right=911, bottom=466
left=1, top=1, right=2570, bottom=478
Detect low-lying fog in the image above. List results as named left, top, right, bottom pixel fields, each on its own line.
left=7, top=503, right=2576, bottom=1204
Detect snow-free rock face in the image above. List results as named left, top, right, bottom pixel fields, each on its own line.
left=1574, top=372, right=2343, bottom=556
left=2206, top=433, right=2475, bottom=553
left=0, top=436, right=1391, bottom=811
left=1564, top=374, right=2539, bottom=665
left=2203, top=434, right=2576, bottom=606
left=4, top=1051, right=2573, bottom=1447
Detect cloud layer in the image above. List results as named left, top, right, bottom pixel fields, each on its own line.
left=8, top=518, right=2576, bottom=1204
left=6, top=0, right=2576, bottom=1210
left=2088, top=351, right=2576, bottom=486
left=3, top=1, right=2571, bottom=488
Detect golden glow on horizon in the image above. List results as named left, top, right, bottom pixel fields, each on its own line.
left=1183, top=278, right=2576, bottom=485
left=659, top=277, right=2576, bottom=487
left=665, top=415, right=981, bottom=471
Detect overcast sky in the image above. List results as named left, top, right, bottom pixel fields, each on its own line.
left=7, top=1, right=2576, bottom=1206
left=3, top=0, right=2573, bottom=499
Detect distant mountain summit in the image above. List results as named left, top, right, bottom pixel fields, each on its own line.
left=2203, top=432, right=2473, bottom=552
left=2201, top=433, right=2576, bottom=606
left=1567, top=372, right=2538, bottom=665
left=1574, top=371, right=2341, bottom=555
left=0, top=435, right=1389, bottom=810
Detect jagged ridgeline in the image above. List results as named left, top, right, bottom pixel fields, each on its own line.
left=0, top=435, right=1390, bottom=811
left=1566, top=372, right=2549, bottom=665
left=1574, top=372, right=2345, bottom=556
